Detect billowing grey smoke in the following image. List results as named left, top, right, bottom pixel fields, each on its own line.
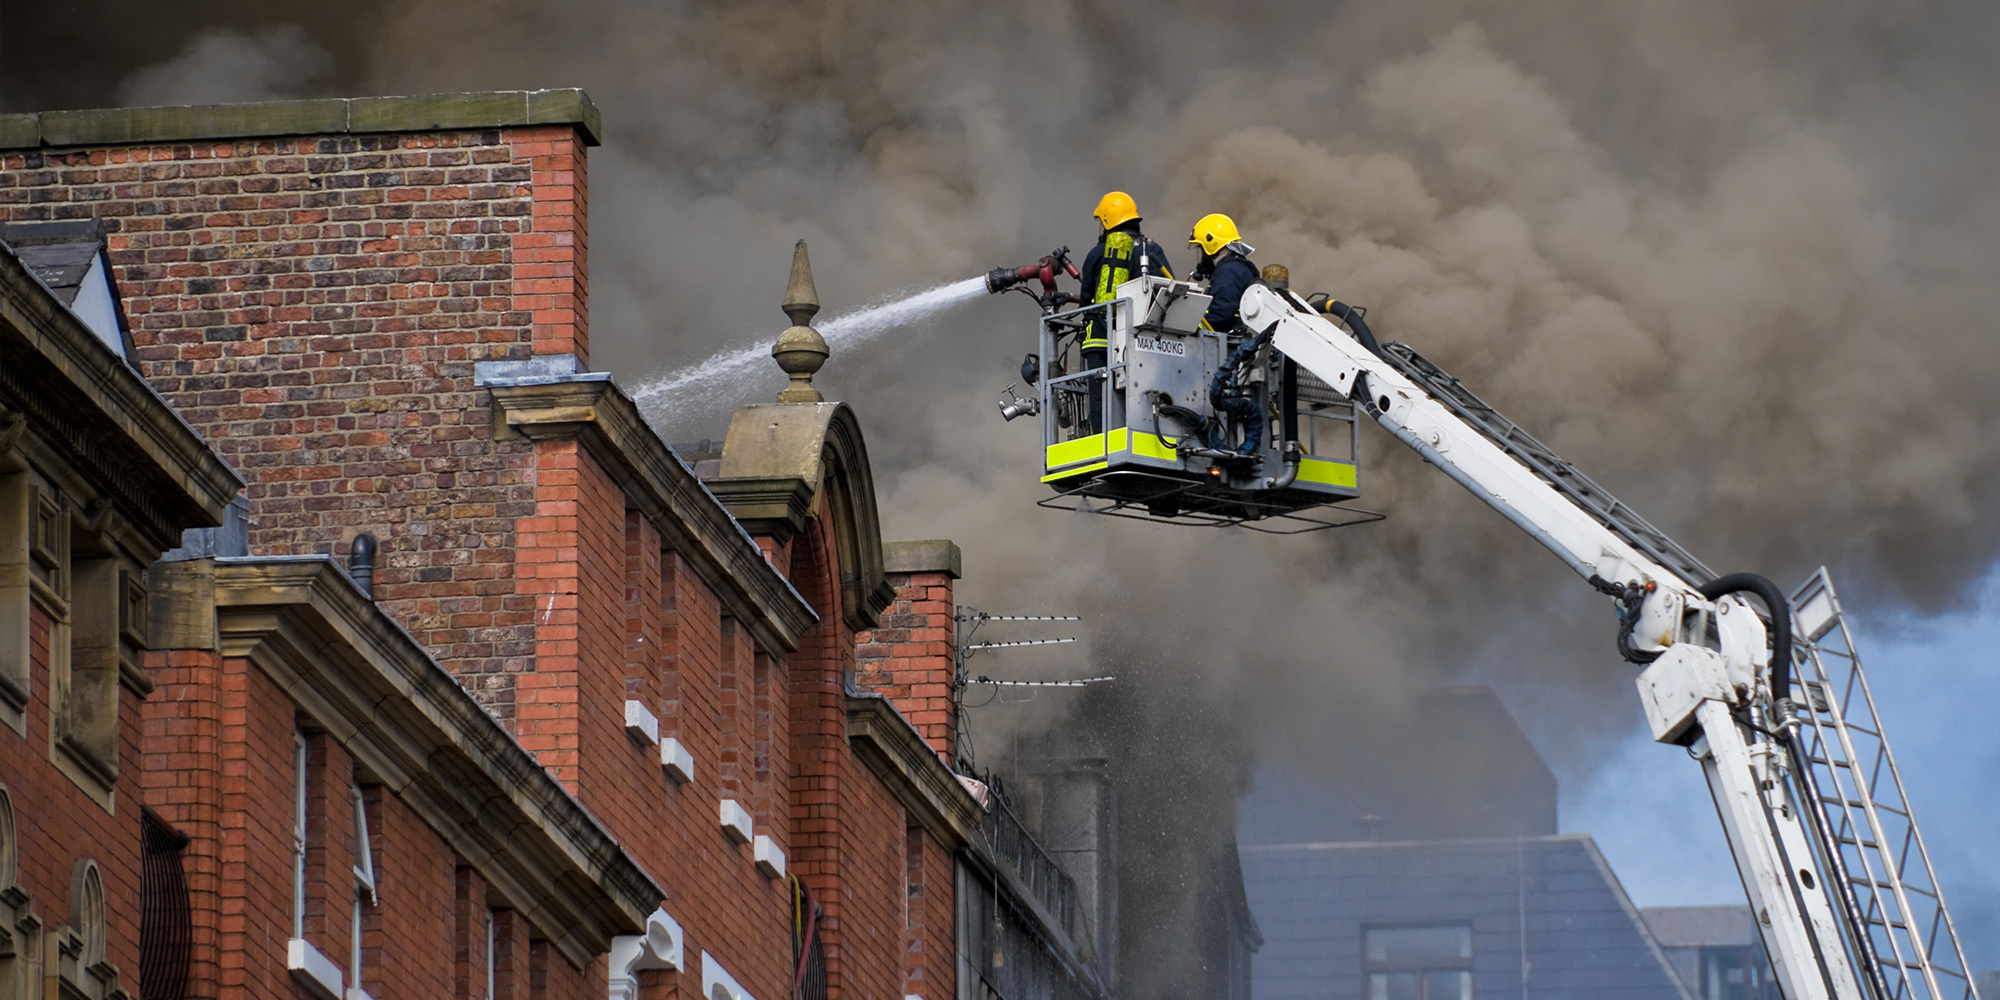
left=24, top=0, right=2000, bottom=989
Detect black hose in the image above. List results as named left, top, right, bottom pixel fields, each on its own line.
left=1326, top=301, right=1385, bottom=359
left=1697, top=573, right=1792, bottom=709
left=1281, top=356, right=1299, bottom=445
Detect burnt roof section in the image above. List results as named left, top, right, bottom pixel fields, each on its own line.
left=0, top=89, right=601, bottom=150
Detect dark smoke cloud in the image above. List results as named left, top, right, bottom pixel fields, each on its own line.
left=16, top=0, right=2000, bottom=987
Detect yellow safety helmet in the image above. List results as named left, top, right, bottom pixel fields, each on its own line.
left=1189, top=213, right=1243, bottom=255
left=1093, top=190, right=1140, bottom=230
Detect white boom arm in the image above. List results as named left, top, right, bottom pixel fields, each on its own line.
left=1236, top=284, right=1875, bottom=1000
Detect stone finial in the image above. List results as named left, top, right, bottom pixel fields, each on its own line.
left=773, top=239, right=828, bottom=403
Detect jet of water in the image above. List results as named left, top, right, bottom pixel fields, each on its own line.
left=631, top=276, right=989, bottom=405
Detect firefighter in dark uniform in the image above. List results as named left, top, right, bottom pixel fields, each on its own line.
left=1187, top=213, right=1258, bottom=333
left=1189, top=213, right=1265, bottom=455
left=1076, top=191, right=1173, bottom=432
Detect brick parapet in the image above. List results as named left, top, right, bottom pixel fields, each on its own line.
left=856, top=568, right=958, bottom=759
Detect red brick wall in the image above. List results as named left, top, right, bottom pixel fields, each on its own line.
left=300, top=732, right=356, bottom=963
left=1, top=602, right=147, bottom=985
left=514, top=439, right=589, bottom=786
left=143, top=647, right=228, bottom=994
left=216, top=655, right=312, bottom=997
left=456, top=867, right=491, bottom=1000
left=751, top=649, right=789, bottom=840
left=831, top=753, right=911, bottom=1000
left=905, top=825, right=957, bottom=1000
left=530, top=938, right=594, bottom=1000
left=624, top=512, right=662, bottom=715
left=782, top=508, right=922, bottom=1000
left=718, top=616, right=749, bottom=801
left=494, top=907, right=533, bottom=1000
left=856, top=569, right=958, bottom=758
left=361, top=784, right=459, bottom=998
left=0, top=124, right=592, bottom=720
left=145, top=648, right=567, bottom=999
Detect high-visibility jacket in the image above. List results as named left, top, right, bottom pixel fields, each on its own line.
left=1079, top=221, right=1172, bottom=350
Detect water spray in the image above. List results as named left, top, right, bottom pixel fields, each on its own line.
left=632, top=275, right=990, bottom=406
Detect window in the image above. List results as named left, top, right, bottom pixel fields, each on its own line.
left=62, top=859, right=113, bottom=998
left=350, top=788, right=377, bottom=994
left=0, top=785, right=25, bottom=995
left=292, top=731, right=308, bottom=940
left=285, top=731, right=346, bottom=998
left=1698, top=945, right=1775, bottom=1000
left=1, top=472, right=145, bottom=803
left=1365, top=925, right=1473, bottom=1000
left=484, top=909, right=496, bottom=1000
left=0, top=472, right=42, bottom=728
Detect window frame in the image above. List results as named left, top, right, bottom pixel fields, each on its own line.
left=1363, top=923, right=1474, bottom=1000
left=292, top=730, right=309, bottom=941
left=349, top=786, right=377, bottom=990
left=484, top=908, right=497, bottom=1000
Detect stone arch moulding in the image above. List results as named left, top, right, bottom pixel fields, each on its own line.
left=0, top=785, right=13, bottom=890
left=61, top=856, right=127, bottom=1000
left=717, top=401, right=895, bottom=632
left=68, top=859, right=105, bottom=967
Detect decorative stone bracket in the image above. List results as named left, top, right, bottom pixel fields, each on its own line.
left=607, top=908, right=684, bottom=1000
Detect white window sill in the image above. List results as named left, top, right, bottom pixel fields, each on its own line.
left=661, top=736, right=695, bottom=783
left=286, top=938, right=344, bottom=1000
left=624, top=699, right=659, bottom=745
left=719, top=798, right=753, bottom=845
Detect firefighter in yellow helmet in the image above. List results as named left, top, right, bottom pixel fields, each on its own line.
left=1075, top=191, right=1173, bottom=432
left=1188, top=213, right=1258, bottom=332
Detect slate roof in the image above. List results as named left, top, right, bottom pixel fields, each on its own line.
left=0, top=220, right=107, bottom=307
left=1238, top=686, right=1558, bottom=845
left=1241, top=834, right=1693, bottom=1000
left=1640, top=905, right=1756, bottom=948
left=0, top=219, right=134, bottom=362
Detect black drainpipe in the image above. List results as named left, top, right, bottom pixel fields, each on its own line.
left=349, top=533, right=377, bottom=598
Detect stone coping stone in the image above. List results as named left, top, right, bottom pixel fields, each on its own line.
left=0, top=88, right=601, bottom=150
left=883, top=539, right=961, bottom=579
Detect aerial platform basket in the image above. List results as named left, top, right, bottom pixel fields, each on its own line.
left=1026, top=276, right=1382, bottom=532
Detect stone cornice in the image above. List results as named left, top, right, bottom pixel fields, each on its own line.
left=486, top=375, right=818, bottom=655
left=0, top=244, right=241, bottom=551
left=843, top=692, right=984, bottom=851
left=185, top=556, right=662, bottom=970
left=0, top=89, right=602, bottom=150
left=703, top=476, right=814, bottom=544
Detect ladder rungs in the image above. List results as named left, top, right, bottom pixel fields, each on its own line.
left=1819, top=796, right=1910, bottom=819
